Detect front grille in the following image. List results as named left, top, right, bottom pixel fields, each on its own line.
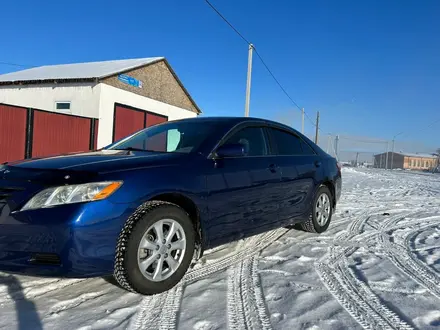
left=29, top=253, right=61, bottom=266
left=0, top=186, right=25, bottom=201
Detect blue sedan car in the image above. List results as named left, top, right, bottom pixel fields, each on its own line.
left=0, top=116, right=341, bottom=295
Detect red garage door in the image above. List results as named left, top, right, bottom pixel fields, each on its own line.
left=113, top=105, right=145, bottom=142
left=146, top=112, right=167, bottom=127
left=145, top=112, right=168, bottom=151
left=93, top=119, right=99, bottom=149
left=113, top=103, right=168, bottom=142
left=32, top=110, right=92, bottom=158
left=0, top=104, right=27, bottom=163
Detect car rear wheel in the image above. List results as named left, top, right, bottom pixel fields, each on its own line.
left=114, top=201, right=195, bottom=295
left=300, top=186, right=333, bottom=233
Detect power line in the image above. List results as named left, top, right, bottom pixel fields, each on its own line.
left=204, top=0, right=251, bottom=45
left=204, top=0, right=317, bottom=124
left=399, top=118, right=440, bottom=140
left=338, top=136, right=389, bottom=144
left=304, top=111, right=316, bottom=127
left=252, top=48, right=301, bottom=111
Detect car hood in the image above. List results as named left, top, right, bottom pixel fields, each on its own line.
left=4, top=149, right=189, bottom=174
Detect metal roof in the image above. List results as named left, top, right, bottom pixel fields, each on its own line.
left=397, top=152, right=438, bottom=158
left=376, top=151, right=438, bottom=158
left=0, top=57, right=164, bottom=83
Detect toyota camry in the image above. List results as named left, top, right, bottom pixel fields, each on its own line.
left=0, top=116, right=341, bottom=295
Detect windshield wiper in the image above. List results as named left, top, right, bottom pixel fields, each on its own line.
left=116, top=147, right=149, bottom=152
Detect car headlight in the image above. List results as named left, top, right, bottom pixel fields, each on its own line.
left=21, top=181, right=123, bottom=211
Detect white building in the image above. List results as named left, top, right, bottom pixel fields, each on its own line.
left=0, top=58, right=200, bottom=157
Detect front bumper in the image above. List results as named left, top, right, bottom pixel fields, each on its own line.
left=0, top=200, right=135, bottom=277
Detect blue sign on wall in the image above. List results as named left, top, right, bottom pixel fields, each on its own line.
left=118, top=74, right=143, bottom=88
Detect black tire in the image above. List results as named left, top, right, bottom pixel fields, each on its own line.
left=300, top=186, right=333, bottom=233
left=114, top=201, right=195, bottom=295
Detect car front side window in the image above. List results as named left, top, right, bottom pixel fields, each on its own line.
left=223, top=127, right=268, bottom=157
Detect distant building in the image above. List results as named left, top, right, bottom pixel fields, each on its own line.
left=0, top=58, right=201, bottom=163
left=374, top=152, right=438, bottom=170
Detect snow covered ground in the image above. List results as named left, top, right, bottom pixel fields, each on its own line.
left=1, top=168, right=440, bottom=330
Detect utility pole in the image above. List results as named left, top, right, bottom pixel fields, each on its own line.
left=314, top=111, right=320, bottom=144
left=326, top=134, right=331, bottom=154
left=385, top=141, right=389, bottom=170
left=244, top=44, right=254, bottom=117
left=390, top=132, right=403, bottom=170
left=391, top=139, right=395, bottom=170
left=355, top=152, right=359, bottom=167
left=301, top=108, right=305, bottom=134
left=335, top=135, right=340, bottom=159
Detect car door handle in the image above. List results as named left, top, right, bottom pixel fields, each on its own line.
left=314, top=160, right=322, bottom=168
left=268, top=164, right=277, bottom=173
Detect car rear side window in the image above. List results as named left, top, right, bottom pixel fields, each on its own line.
left=269, top=128, right=314, bottom=156
left=224, top=127, right=268, bottom=156
left=301, top=140, right=316, bottom=155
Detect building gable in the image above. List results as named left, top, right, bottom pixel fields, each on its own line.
left=100, top=59, right=200, bottom=114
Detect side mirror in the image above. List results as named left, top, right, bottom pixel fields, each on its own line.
left=215, top=143, right=248, bottom=158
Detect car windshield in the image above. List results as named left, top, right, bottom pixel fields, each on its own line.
left=107, top=121, right=218, bottom=154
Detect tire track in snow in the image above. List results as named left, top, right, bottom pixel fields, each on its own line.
left=48, top=291, right=108, bottom=316
left=129, top=286, right=182, bottom=330
left=340, top=258, right=413, bottom=329
left=227, top=256, right=272, bottom=330
left=315, top=261, right=384, bottom=330
left=315, top=209, right=416, bottom=329
left=411, top=244, right=440, bottom=252
left=369, top=282, right=426, bottom=295
left=379, top=219, right=440, bottom=301
left=158, top=286, right=184, bottom=330
left=130, top=228, right=288, bottom=330
left=319, top=210, right=374, bottom=264
left=316, top=258, right=413, bottom=330
left=318, top=168, right=440, bottom=328
left=183, top=228, right=288, bottom=284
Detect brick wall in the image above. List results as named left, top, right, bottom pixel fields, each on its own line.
left=405, top=156, right=437, bottom=170
left=101, top=60, right=199, bottom=114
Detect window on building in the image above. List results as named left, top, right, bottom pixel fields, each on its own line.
left=425, top=161, right=429, bottom=168
left=55, top=102, right=71, bottom=111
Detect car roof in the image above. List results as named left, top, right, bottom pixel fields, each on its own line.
left=171, top=116, right=288, bottom=127
left=174, top=116, right=327, bottom=156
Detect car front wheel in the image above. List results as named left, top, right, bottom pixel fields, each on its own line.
left=301, top=186, right=333, bottom=233
left=114, top=201, right=195, bottom=295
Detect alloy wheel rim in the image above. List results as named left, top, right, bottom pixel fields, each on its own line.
left=316, top=193, right=331, bottom=226
left=137, top=219, right=186, bottom=282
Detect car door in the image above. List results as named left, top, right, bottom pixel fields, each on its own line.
left=205, top=125, right=282, bottom=248
left=267, top=126, right=322, bottom=225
